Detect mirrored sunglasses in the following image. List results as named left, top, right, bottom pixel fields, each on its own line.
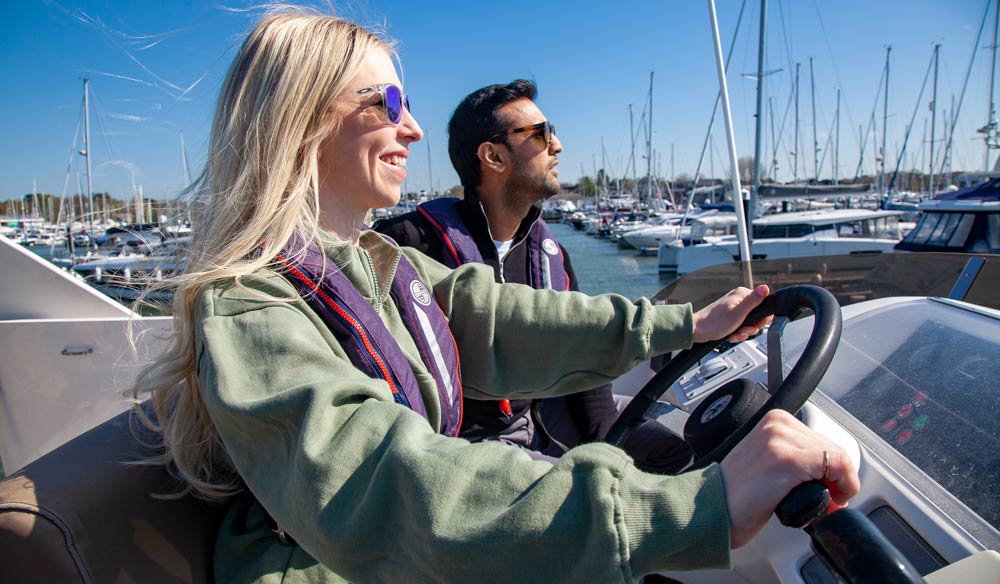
left=355, top=83, right=411, bottom=125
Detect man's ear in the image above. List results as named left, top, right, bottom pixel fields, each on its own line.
left=477, top=142, right=507, bottom=175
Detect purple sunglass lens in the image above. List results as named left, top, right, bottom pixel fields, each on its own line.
left=384, top=84, right=403, bottom=124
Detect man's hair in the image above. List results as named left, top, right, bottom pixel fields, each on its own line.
left=447, top=79, right=537, bottom=188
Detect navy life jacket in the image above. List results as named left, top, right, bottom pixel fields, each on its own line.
left=275, top=239, right=463, bottom=437
left=416, top=197, right=570, bottom=291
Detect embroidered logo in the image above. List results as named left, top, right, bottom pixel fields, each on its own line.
left=410, top=280, right=432, bottom=306
left=542, top=238, right=559, bottom=256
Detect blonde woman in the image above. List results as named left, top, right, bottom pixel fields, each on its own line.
left=134, top=8, right=858, bottom=583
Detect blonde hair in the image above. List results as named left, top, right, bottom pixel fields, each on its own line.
left=132, top=8, right=392, bottom=500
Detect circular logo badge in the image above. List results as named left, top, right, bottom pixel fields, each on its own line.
left=700, top=394, right=733, bottom=424
left=410, top=280, right=432, bottom=306
left=542, top=238, right=559, bottom=256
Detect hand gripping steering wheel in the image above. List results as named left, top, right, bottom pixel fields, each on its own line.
left=605, top=284, right=841, bottom=461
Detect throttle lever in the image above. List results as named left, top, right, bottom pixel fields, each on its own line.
left=775, top=481, right=926, bottom=583
left=776, top=480, right=830, bottom=529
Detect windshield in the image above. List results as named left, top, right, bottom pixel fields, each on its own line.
left=656, top=253, right=1000, bottom=531
left=783, top=299, right=1000, bottom=530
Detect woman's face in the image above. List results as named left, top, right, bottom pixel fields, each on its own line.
left=317, top=48, right=422, bottom=236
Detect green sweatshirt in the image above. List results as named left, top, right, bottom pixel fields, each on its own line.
left=198, top=231, right=731, bottom=583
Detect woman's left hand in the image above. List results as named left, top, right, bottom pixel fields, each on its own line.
left=692, top=285, right=773, bottom=344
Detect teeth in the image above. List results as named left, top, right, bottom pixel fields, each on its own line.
left=383, top=155, right=406, bottom=167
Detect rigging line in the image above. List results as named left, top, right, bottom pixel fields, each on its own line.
left=774, top=0, right=799, bottom=183
left=775, top=79, right=797, bottom=177
left=936, top=0, right=992, bottom=179
left=57, top=97, right=85, bottom=225
left=777, top=0, right=795, bottom=86
left=816, top=95, right=839, bottom=179
left=90, top=86, right=140, bottom=208
left=887, top=49, right=936, bottom=195
left=854, top=59, right=888, bottom=181
left=734, top=1, right=757, bottom=157
left=810, top=0, right=859, bottom=156
left=88, top=88, right=126, bottom=183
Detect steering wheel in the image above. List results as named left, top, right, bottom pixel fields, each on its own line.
left=605, top=284, right=841, bottom=466
left=605, top=284, right=926, bottom=583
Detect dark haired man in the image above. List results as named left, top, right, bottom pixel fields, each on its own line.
left=375, top=80, right=691, bottom=472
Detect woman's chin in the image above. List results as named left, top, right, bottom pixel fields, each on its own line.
left=373, top=191, right=402, bottom=209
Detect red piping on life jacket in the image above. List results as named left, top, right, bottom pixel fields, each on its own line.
left=417, top=206, right=463, bottom=267
left=275, top=252, right=401, bottom=396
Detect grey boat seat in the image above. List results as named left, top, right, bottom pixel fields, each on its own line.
left=0, top=409, right=227, bottom=583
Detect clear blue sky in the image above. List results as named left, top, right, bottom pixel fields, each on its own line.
left=1, top=0, right=991, bottom=202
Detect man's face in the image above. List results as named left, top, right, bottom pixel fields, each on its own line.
left=495, top=99, right=563, bottom=202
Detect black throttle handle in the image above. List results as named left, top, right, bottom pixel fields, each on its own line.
left=776, top=482, right=926, bottom=583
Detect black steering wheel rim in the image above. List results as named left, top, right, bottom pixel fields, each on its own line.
left=605, top=285, right=843, bottom=468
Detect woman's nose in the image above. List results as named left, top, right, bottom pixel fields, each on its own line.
left=399, top=108, right=423, bottom=143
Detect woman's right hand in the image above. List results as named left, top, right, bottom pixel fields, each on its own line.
left=719, top=410, right=860, bottom=549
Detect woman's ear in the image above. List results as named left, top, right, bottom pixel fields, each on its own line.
left=477, top=142, right=507, bottom=175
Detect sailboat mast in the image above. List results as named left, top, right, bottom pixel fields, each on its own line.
left=629, top=104, right=638, bottom=193
left=750, top=0, right=767, bottom=221
left=921, top=119, right=928, bottom=192
left=82, top=78, right=95, bottom=237
left=794, top=62, right=800, bottom=181
left=929, top=44, right=940, bottom=194
left=646, top=71, right=654, bottom=205
left=988, top=0, right=999, bottom=170
left=769, top=97, right=778, bottom=178
left=835, top=88, right=841, bottom=184
left=880, top=47, right=891, bottom=196
left=810, top=57, right=818, bottom=183
left=601, top=136, right=608, bottom=195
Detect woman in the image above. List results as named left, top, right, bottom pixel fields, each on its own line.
left=134, top=8, right=858, bottom=583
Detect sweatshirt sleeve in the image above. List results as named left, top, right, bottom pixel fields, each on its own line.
left=404, top=249, right=696, bottom=400
left=197, top=272, right=730, bottom=583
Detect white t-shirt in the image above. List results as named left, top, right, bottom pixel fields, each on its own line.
left=494, top=239, right=514, bottom=260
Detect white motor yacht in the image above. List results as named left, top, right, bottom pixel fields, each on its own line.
left=672, top=209, right=907, bottom=276
left=657, top=212, right=740, bottom=271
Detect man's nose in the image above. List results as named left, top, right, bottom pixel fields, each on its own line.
left=549, top=133, right=563, bottom=154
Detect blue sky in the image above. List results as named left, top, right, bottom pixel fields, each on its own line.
left=0, top=0, right=992, bottom=202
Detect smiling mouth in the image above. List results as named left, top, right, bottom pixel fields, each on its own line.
left=381, top=154, right=407, bottom=167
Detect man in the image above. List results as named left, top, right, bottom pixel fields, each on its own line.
left=375, top=80, right=691, bottom=472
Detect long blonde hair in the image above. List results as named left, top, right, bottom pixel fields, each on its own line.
left=132, top=8, right=392, bottom=500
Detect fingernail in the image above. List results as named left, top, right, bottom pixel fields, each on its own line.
left=755, top=285, right=767, bottom=297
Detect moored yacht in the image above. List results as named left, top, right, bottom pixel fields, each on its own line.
left=895, top=176, right=1000, bottom=254
left=672, top=208, right=908, bottom=276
